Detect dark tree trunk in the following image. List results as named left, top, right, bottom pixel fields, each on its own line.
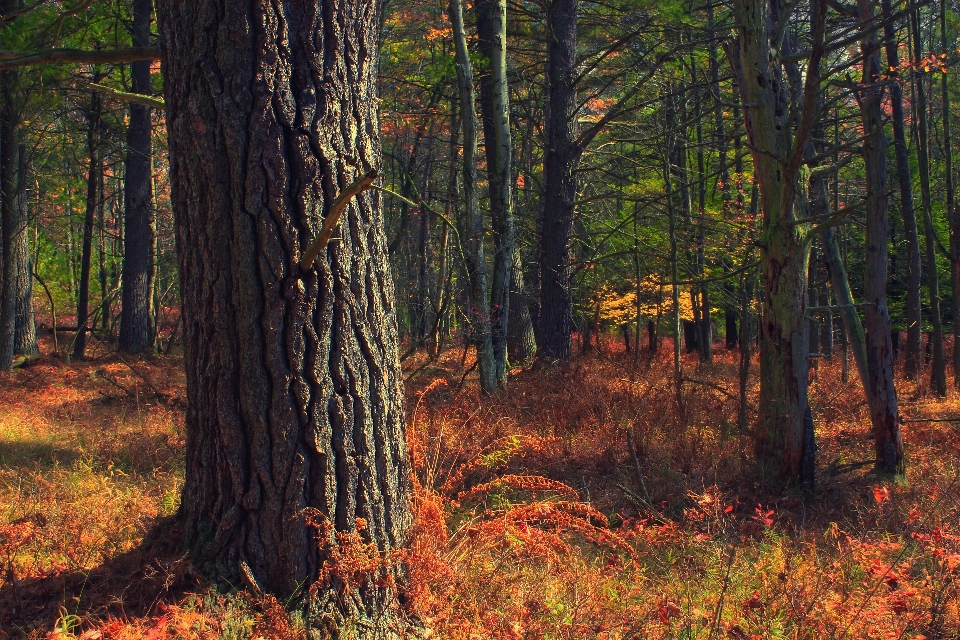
left=73, top=95, right=101, bottom=361
left=857, top=0, right=904, bottom=474
left=507, top=255, right=537, bottom=362
left=911, top=6, right=947, bottom=396
left=537, top=0, right=579, bottom=361
left=0, top=67, right=16, bottom=371
left=13, top=145, right=36, bottom=358
left=119, top=0, right=156, bottom=354
left=156, top=2, right=412, bottom=632
left=882, top=0, right=922, bottom=380
left=942, top=0, right=960, bottom=388
left=725, top=306, right=737, bottom=350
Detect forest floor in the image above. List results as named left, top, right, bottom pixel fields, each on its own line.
left=0, top=335, right=958, bottom=639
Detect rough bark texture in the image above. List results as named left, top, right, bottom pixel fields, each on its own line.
left=731, top=0, right=818, bottom=488
left=119, top=0, right=156, bottom=354
left=156, top=2, right=412, bottom=634
left=0, top=64, right=16, bottom=371
left=537, top=0, right=579, bottom=361
left=507, top=253, right=537, bottom=362
left=12, top=144, right=36, bottom=357
left=477, top=0, right=519, bottom=384
left=857, top=0, right=904, bottom=474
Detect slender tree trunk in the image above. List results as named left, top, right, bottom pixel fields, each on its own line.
left=664, top=96, right=683, bottom=417
left=157, top=3, right=413, bottom=632
left=120, top=0, right=155, bottom=354
left=911, top=6, right=947, bottom=396
left=537, top=0, right=579, bottom=360
left=942, top=0, right=960, bottom=387
left=0, top=70, right=17, bottom=369
left=97, top=161, right=108, bottom=332
left=882, top=0, right=923, bottom=380
left=738, top=270, right=757, bottom=433
left=857, top=0, right=905, bottom=473
left=691, top=56, right=711, bottom=364
left=450, top=0, right=497, bottom=393
left=13, top=145, right=36, bottom=358
left=477, top=0, right=519, bottom=384
left=430, top=96, right=459, bottom=357
left=73, top=95, right=101, bottom=361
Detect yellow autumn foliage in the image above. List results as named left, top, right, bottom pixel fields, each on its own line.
left=594, top=277, right=695, bottom=325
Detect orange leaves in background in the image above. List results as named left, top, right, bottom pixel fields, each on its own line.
left=874, top=485, right=891, bottom=504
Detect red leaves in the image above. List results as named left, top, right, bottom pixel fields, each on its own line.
left=656, top=599, right=681, bottom=624
left=873, top=485, right=890, bottom=504
left=751, top=505, right=775, bottom=528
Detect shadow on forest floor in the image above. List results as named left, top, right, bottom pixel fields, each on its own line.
left=0, top=518, right=199, bottom=639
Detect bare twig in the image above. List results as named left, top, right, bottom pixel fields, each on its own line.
left=299, top=169, right=378, bottom=271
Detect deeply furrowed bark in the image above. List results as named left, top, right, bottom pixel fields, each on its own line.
left=156, top=2, right=413, bottom=634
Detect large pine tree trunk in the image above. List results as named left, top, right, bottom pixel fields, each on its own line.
left=537, top=0, right=578, bottom=361
left=156, top=2, right=413, bottom=632
left=119, top=0, right=155, bottom=354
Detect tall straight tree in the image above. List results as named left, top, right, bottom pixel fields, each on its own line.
left=73, top=92, right=102, bottom=361
left=0, top=55, right=16, bottom=371
left=856, top=0, right=904, bottom=473
left=942, top=0, right=960, bottom=388
left=477, top=0, right=514, bottom=384
left=882, top=0, right=922, bottom=380
left=911, top=6, right=947, bottom=397
left=12, top=144, right=36, bottom=358
left=119, top=0, right=155, bottom=354
left=537, top=0, right=578, bottom=360
left=450, top=0, right=497, bottom=393
left=156, top=1, right=412, bottom=632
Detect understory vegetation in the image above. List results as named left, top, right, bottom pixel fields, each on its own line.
left=1, top=335, right=957, bottom=639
